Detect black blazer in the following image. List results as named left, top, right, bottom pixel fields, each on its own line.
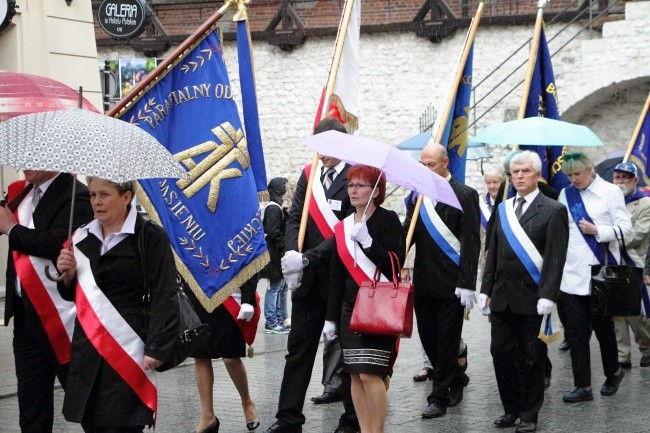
left=481, top=192, right=569, bottom=316
left=285, top=164, right=354, bottom=299
left=404, top=178, right=481, bottom=299
left=4, top=173, right=93, bottom=326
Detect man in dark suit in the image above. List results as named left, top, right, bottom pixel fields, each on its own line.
left=0, top=170, right=93, bottom=433
left=403, top=143, right=480, bottom=419
left=480, top=151, right=568, bottom=433
left=263, top=118, right=358, bottom=433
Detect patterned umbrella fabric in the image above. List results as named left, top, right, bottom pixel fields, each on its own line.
left=0, top=71, right=99, bottom=122
left=0, top=108, right=187, bottom=182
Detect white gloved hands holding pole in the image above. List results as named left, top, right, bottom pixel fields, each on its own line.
left=323, top=320, right=337, bottom=341
left=237, top=303, right=254, bottom=321
left=282, top=250, right=308, bottom=291
left=537, top=298, right=555, bottom=316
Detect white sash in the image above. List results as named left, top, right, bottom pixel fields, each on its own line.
left=478, top=196, right=492, bottom=229
left=421, top=196, right=461, bottom=265
left=336, top=215, right=388, bottom=285
left=310, top=161, right=340, bottom=231
left=501, top=198, right=543, bottom=283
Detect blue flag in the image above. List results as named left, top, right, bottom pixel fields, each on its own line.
left=440, top=45, right=473, bottom=183
left=520, top=26, right=569, bottom=191
left=628, top=100, right=650, bottom=186
left=120, top=28, right=268, bottom=311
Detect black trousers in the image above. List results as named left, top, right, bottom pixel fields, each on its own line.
left=563, top=293, right=619, bottom=388
left=490, top=310, right=546, bottom=423
left=414, top=295, right=464, bottom=408
left=13, top=297, right=69, bottom=433
left=276, top=289, right=357, bottom=430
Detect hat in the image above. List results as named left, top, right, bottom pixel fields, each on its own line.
left=614, top=162, right=639, bottom=176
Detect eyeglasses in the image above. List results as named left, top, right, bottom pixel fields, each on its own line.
left=347, top=183, right=372, bottom=190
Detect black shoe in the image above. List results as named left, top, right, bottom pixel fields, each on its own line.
left=544, top=375, right=551, bottom=390
left=333, top=426, right=359, bottom=433
left=448, top=375, right=469, bottom=407
left=620, top=361, right=632, bottom=369
left=197, top=418, right=220, bottom=433
left=494, top=413, right=518, bottom=428
left=600, top=370, right=624, bottom=396
left=562, top=387, right=593, bottom=403
left=421, top=402, right=446, bottom=418
left=640, top=355, right=650, bottom=367
left=515, top=421, right=537, bottom=433
left=413, top=367, right=434, bottom=382
left=310, top=391, right=342, bottom=404
left=262, top=423, right=301, bottom=433
left=558, top=340, right=570, bottom=351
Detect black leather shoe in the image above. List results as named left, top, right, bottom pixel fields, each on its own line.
left=413, top=367, right=434, bottom=382
left=558, top=340, right=570, bottom=351
left=421, top=402, right=446, bottom=418
left=262, top=423, right=301, bottom=433
left=448, top=374, right=470, bottom=407
left=619, top=361, right=632, bottom=369
left=515, top=421, right=537, bottom=433
left=333, top=426, right=359, bottom=433
left=600, top=370, right=624, bottom=396
left=311, top=391, right=342, bottom=404
left=562, top=387, right=593, bottom=403
left=196, top=417, right=219, bottom=433
left=494, top=413, right=518, bottom=428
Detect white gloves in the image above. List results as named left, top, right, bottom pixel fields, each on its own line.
left=537, top=298, right=555, bottom=316
left=281, top=250, right=307, bottom=273
left=323, top=320, right=337, bottom=341
left=350, top=221, right=373, bottom=249
left=478, top=293, right=491, bottom=316
left=455, top=288, right=476, bottom=310
left=237, top=303, right=254, bottom=321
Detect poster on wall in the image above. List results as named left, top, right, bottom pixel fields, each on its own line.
left=104, top=58, right=160, bottom=100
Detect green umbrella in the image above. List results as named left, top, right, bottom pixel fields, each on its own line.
left=471, top=117, right=604, bottom=147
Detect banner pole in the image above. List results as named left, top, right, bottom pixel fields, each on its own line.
left=623, top=92, right=650, bottom=162
left=404, top=2, right=484, bottom=257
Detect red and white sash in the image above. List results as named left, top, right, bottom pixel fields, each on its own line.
left=305, top=163, right=340, bottom=239
left=223, top=291, right=261, bottom=346
left=72, top=229, right=157, bottom=416
left=334, top=215, right=388, bottom=286
left=10, top=180, right=75, bottom=364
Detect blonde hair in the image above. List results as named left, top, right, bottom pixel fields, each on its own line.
left=562, top=152, right=594, bottom=174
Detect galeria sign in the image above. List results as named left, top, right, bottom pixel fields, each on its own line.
left=98, top=0, right=149, bottom=39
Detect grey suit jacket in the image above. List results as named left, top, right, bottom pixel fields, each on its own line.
left=481, top=191, right=568, bottom=315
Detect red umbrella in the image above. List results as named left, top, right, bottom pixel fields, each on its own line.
left=0, top=71, right=99, bottom=121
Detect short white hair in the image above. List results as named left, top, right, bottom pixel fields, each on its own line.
left=510, top=150, right=542, bottom=173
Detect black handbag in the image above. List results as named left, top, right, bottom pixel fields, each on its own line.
left=138, top=220, right=211, bottom=372
left=590, top=227, right=643, bottom=317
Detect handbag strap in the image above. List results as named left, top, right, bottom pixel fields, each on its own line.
left=614, top=226, right=636, bottom=266
left=137, top=219, right=152, bottom=305
left=371, top=251, right=401, bottom=286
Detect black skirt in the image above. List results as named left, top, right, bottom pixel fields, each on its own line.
left=191, top=300, right=246, bottom=359
left=339, top=300, right=397, bottom=377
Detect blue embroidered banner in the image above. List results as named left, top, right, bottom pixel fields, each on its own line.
left=628, top=101, right=650, bottom=186
left=119, top=28, right=268, bottom=311
left=520, top=26, right=569, bottom=191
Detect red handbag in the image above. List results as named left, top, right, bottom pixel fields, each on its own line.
left=349, top=251, right=414, bottom=338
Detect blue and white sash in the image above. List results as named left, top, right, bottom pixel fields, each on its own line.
left=479, top=193, right=493, bottom=230
left=498, top=199, right=543, bottom=285
left=564, top=185, right=617, bottom=265
left=420, top=196, right=460, bottom=266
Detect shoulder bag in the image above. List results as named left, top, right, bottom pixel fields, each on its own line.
left=590, top=227, right=643, bottom=317
left=349, top=251, right=414, bottom=337
left=138, top=220, right=211, bottom=372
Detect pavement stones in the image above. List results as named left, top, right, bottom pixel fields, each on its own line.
left=1, top=283, right=650, bottom=432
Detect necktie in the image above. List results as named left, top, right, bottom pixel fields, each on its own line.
left=322, top=168, right=335, bottom=191
left=32, top=186, right=42, bottom=212
left=514, top=197, right=526, bottom=220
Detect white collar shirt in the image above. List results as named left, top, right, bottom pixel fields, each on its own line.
left=514, top=188, right=540, bottom=216
left=86, top=205, right=138, bottom=255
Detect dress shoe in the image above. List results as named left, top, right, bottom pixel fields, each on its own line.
left=245, top=402, right=259, bottom=431
left=558, top=340, right=570, bottom=351
left=262, top=423, right=301, bottom=433
left=421, top=401, right=446, bottom=418
left=640, top=355, right=650, bottom=367
left=493, top=413, right=518, bottom=428
left=310, top=391, right=342, bottom=404
left=196, top=417, right=219, bottom=433
left=448, top=374, right=470, bottom=407
left=619, top=361, right=632, bottom=369
left=413, top=367, right=433, bottom=382
left=600, top=369, right=624, bottom=396
left=562, top=387, right=593, bottom=403
left=515, top=421, right=537, bottom=433
left=333, top=425, right=359, bottom=433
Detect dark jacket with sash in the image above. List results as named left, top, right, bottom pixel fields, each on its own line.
left=403, top=178, right=480, bottom=299
left=60, top=216, right=178, bottom=426
left=481, top=193, right=568, bottom=316
left=285, top=165, right=353, bottom=300
left=4, top=173, right=93, bottom=327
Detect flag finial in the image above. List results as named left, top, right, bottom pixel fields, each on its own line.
left=233, top=0, right=251, bottom=22
left=537, top=0, right=549, bottom=8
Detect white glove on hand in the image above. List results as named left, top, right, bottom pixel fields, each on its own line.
left=478, top=293, right=491, bottom=316
left=350, top=221, right=373, bottom=249
left=323, top=320, right=337, bottom=341
left=281, top=250, right=307, bottom=274
left=537, top=298, right=555, bottom=316
left=455, top=288, right=476, bottom=310
left=284, top=270, right=303, bottom=291
left=237, top=303, right=254, bottom=322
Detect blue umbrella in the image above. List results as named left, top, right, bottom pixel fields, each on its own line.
left=396, top=131, right=492, bottom=161
left=471, top=117, right=603, bottom=147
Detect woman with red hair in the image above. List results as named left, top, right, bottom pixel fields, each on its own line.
left=324, top=165, right=405, bottom=433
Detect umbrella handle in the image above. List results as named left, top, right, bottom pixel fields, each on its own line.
left=44, top=265, right=65, bottom=282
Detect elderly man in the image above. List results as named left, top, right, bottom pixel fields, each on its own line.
left=611, top=162, right=650, bottom=369
left=403, top=143, right=480, bottom=419
left=1, top=170, right=93, bottom=433
left=480, top=151, right=568, bottom=433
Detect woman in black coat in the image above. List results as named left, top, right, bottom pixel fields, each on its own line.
left=57, top=178, right=179, bottom=433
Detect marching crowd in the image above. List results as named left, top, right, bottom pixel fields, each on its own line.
left=1, top=117, right=649, bottom=433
